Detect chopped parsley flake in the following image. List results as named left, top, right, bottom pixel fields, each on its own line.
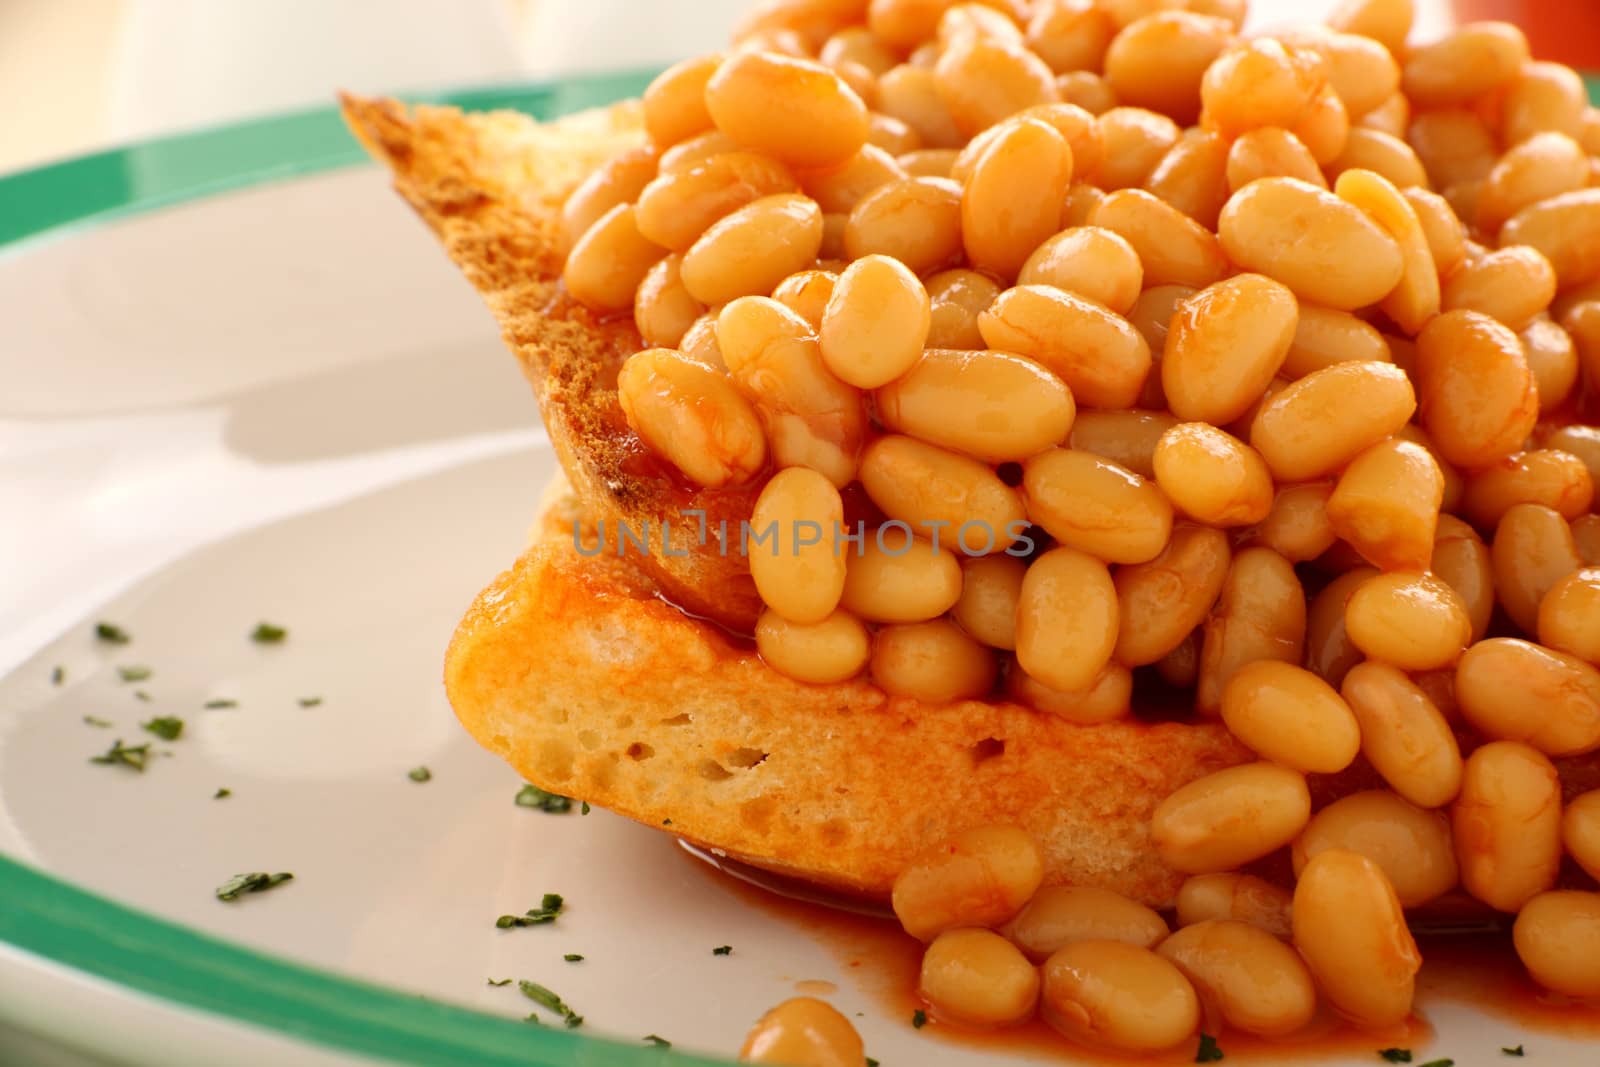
left=518, top=979, right=583, bottom=1028
left=911, top=1009, right=927, bottom=1029
left=116, top=665, right=151, bottom=683
left=486, top=978, right=512, bottom=987
left=643, top=1035, right=671, bottom=1048
left=203, top=698, right=238, bottom=709
left=1379, top=1052, right=1412, bottom=1064
left=496, top=893, right=564, bottom=929
left=141, top=716, right=184, bottom=741
left=215, top=871, right=293, bottom=901
left=1197, top=1033, right=1224, bottom=1062
left=250, top=622, right=287, bottom=644
left=133, top=689, right=151, bottom=702
left=90, top=738, right=150, bottom=770
left=867, top=1060, right=879, bottom=1067
left=51, top=666, right=64, bottom=685
left=713, top=945, right=732, bottom=956
left=515, top=784, right=573, bottom=813
left=581, top=801, right=591, bottom=815
left=298, top=696, right=322, bottom=707
left=214, top=788, right=231, bottom=799
left=1502, top=1048, right=1525, bottom=1058
left=564, top=953, right=584, bottom=962
left=83, top=715, right=113, bottom=728
left=95, top=622, right=130, bottom=644
left=1416, top=1061, right=1454, bottom=1067
left=408, top=766, right=432, bottom=783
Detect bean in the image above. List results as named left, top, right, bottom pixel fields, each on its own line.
left=1151, top=762, right=1311, bottom=873
left=979, top=285, right=1152, bottom=409
left=891, top=825, right=1045, bottom=941
left=1221, top=660, right=1361, bottom=773
left=1156, top=920, right=1318, bottom=1037
left=1016, top=545, right=1119, bottom=693
left=739, top=996, right=865, bottom=1066
left=872, top=619, right=998, bottom=702
left=1456, top=637, right=1600, bottom=757
left=1175, top=873, right=1293, bottom=939
left=1292, top=849, right=1420, bottom=1027
left=1249, top=361, right=1416, bottom=482
left=706, top=51, right=870, bottom=168
left=1414, top=311, right=1538, bottom=470
left=1022, top=448, right=1173, bottom=564
left=1342, top=661, right=1463, bottom=808
left=1002, top=886, right=1168, bottom=961
left=1041, top=941, right=1200, bottom=1054
left=1453, top=740, right=1562, bottom=912
left=859, top=435, right=1027, bottom=551
left=1161, top=274, right=1296, bottom=425
left=1514, top=891, right=1600, bottom=998
left=756, top=608, right=871, bottom=684
left=920, top=929, right=1040, bottom=1027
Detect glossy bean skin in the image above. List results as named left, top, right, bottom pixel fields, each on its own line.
left=1292, top=849, right=1421, bottom=1028
left=1144, top=128, right=1231, bottom=230
left=1103, top=11, right=1233, bottom=125
left=1217, top=177, right=1403, bottom=311
left=1341, top=661, right=1463, bottom=808
left=682, top=194, right=826, bottom=305
left=1226, top=127, right=1325, bottom=191
left=634, top=254, right=705, bottom=348
left=705, top=51, right=871, bottom=169
left=1540, top=568, right=1600, bottom=664
left=756, top=609, right=871, bottom=684
left=934, top=34, right=1059, bottom=140
left=1334, top=167, right=1439, bottom=334
left=1095, top=106, right=1181, bottom=191
left=1562, top=791, right=1600, bottom=882
left=1002, top=886, right=1169, bottom=962
left=1521, top=319, right=1581, bottom=413
left=636, top=151, right=798, bottom=251
left=1454, top=741, right=1563, bottom=913
left=1156, top=920, right=1318, bottom=1037
left=1477, top=131, right=1590, bottom=233
left=558, top=145, right=660, bottom=254
left=1199, top=39, right=1324, bottom=137
left=1196, top=547, right=1306, bottom=713
left=616, top=348, right=766, bottom=487
left=891, top=825, right=1045, bottom=941
left=1441, top=245, right=1559, bottom=331
left=1492, top=503, right=1584, bottom=635
left=1247, top=483, right=1336, bottom=563
left=1514, top=891, right=1600, bottom=998
left=1249, top=361, right=1416, bottom=482
left=749, top=468, right=848, bottom=624
left=1016, top=545, right=1120, bottom=693
left=844, top=177, right=964, bottom=275
left=564, top=204, right=666, bottom=311
left=1402, top=21, right=1529, bottom=108
left=1221, top=660, right=1361, bottom=774
left=739, top=997, right=865, bottom=1067
left=1175, top=873, right=1293, bottom=940
left=1022, top=448, right=1173, bottom=565
left=1462, top=450, right=1596, bottom=529
left=1041, top=941, right=1200, bottom=1054
left=979, top=284, right=1153, bottom=410
left=1018, top=226, right=1143, bottom=314
left=1305, top=566, right=1379, bottom=688
left=839, top=531, right=962, bottom=624
left=1292, top=790, right=1459, bottom=907
left=1151, top=762, right=1311, bottom=874
left=859, top=435, right=1027, bottom=553
left=877, top=348, right=1074, bottom=463
left=1113, top=524, right=1230, bottom=667
left=1089, top=188, right=1230, bottom=289
left=962, top=117, right=1075, bottom=278
left=953, top=554, right=1026, bottom=651
left=920, top=929, right=1041, bottom=1028
left=1429, top=514, right=1493, bottom=642
left=1455, top=638, right=1600, bottom=757
left=1161, top=275, right=1296, bottom=426
left=1344, top=571, right=1472, bottom=672
left=1005, top=659, right=1134, bottom=725
left=1326, top=438, right=1443, bottom=572
left=819, top=254, right=929, bottom=388
left=1414, top=311, right=1540, bottom=471
left=1501, top=188, right=1600, bottom=290
left=925, top=268, right=1001, bottom=349
left=1152, top=423, right=1273, bottom=527
left=1280, top=305, right=1389, bottom=380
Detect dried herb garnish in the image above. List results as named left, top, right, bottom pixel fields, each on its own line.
left=90, top=738, right=150, bottom=770
left=215, top=871, right=293, bottom=901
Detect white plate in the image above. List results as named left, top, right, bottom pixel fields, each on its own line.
left=0, top=82, right=1593, bottom=1067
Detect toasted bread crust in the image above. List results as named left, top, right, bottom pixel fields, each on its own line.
left=449, top=487, right=1255, bottom=902
left=341, top=94, right=764, bottom=629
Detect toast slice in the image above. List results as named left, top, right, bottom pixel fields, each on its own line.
left=340, top=93, right=1258, bottom=903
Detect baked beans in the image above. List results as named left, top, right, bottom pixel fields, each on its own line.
left=1151, top=761, right=1311, bottom=873
left=979, top=285, right=1153, bottom=409
left=1292, top=849, right=1420, bottom=1027
left=1156, top=920, right=1318, bottom=1037
left=1041, top=941, right=1200, bottom=1054
left=1174, top=872, right=1293, bottom=939
left=1456, top=637, right=1600, bottom=757
left=1002, top=886, right=1168, bottom=961
left=1453, top=740, right=1562, bottom=912
left=1341, top=661, right=1463, bottom=808
left=1016, top=545, right=1120, bottom=692
left=892, top=825, right=1045, bottom=941
left=921, top=928, right=1041, bottom=1027
left=739, top=996, right=865, bottom=1066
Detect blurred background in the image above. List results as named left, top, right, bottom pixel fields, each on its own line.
left=0, top=0, right=1476, bottom=176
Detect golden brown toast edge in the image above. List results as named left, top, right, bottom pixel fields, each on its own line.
left=339, top=93, right=764, bottom=630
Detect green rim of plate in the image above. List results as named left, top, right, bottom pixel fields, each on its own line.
left=1, top=62, right=1598, bottom=1067
left=0, top=68, right=736, bottom=1066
